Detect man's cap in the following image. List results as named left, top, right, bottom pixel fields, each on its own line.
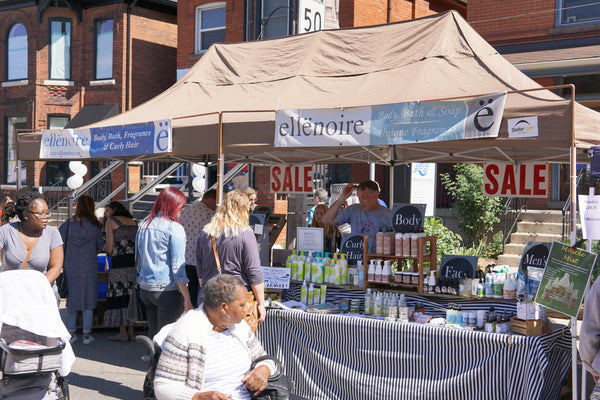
left=356, top=180, right=380, bottom=192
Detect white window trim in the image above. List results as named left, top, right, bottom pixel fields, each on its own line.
left=89, top=79, right=116, bottom=86
left=195, top=2, right=226, bottom=54
left=44, top=79, right=74, bottom=86
left=556, top=0, right=600, bottom=26
left=2, top=79, right=28, bottom=87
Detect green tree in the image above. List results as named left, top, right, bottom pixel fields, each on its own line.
left=441, top=163, right=503, bottom=247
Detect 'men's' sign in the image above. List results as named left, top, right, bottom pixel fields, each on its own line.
left=484, top=162, right=549, bottom=198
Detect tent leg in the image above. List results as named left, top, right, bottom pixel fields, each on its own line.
left=369, top=163, right=375, bottom=181
left=217, top=112, right=224, bottom=205
left=571, top=145, right=578, bottom=400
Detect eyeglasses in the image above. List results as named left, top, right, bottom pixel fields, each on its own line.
left=28, top=210, right=51, bottom=218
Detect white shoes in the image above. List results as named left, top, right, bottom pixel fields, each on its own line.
left=82, top=335, right=95, bottom=345
left=69, top=335, right=78, bottom=344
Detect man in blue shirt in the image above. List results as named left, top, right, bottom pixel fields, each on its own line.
left=323, top=179, right=392, bottom=253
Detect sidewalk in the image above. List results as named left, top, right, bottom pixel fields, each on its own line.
left=59, top=300, right=150, bottom=400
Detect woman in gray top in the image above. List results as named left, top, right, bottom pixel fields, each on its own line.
left=196, top=189, right=266, bottom=327
left=0, top=188, right=63, bottom=282
left=59, top=195, right=105, bottom=345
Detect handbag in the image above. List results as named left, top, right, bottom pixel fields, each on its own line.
left=248, top=355, right=293, bottom=400
left=127, top=284, right=147, bottom=323
left=211, top=236, right=259, bottom=332
left=56, top=221, right=69, bottom=298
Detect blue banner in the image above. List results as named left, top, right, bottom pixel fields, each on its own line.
left=40, top=119, right=172, bottom=159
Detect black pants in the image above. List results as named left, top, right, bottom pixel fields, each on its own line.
left=185, top=264, right=199, bottom=308
left=140, top=289, right=183, bottom=339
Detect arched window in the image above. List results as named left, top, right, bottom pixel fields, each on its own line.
left=7, top=23, right=28, bottom=80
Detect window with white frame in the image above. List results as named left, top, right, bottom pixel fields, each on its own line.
left=5, top=116, right=27, bottom=184
left=95, top=19, right=113, bottom=80
left=7, top=23, right=28, bottom=80
left=49, top=19, right=72, bottom=80
left=261, top=0, right=290, bottom=39
left=558, top=0, right=600, bottom=25
left=195, top=2, right=226, bottom=53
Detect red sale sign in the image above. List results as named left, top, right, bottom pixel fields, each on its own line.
left=270, top=165, right=314, bottom=194
left=484, top=163, right=549, bottom=198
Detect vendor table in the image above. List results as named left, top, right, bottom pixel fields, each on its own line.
left=258, top=307, right=571, bottom=400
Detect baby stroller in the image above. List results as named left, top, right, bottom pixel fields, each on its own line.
left=0, top=270, right=75, bottom=399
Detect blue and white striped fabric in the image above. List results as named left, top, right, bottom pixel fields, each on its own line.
left=259, top=304, right=571, bottom=399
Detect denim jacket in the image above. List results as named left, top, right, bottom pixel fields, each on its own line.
left=135, top=215, right=188, bottom=290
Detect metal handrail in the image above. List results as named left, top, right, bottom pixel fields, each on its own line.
left=502, top=196, right=528, bottom=247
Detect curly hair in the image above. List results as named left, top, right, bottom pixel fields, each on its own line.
left=203, top=274, right=245, bottom=310
left=13, top=187, right=45, bottom=221
left=0, top=195, right=16, bottom=224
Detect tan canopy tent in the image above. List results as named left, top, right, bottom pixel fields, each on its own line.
left=17, top=10, right=600, bottom=165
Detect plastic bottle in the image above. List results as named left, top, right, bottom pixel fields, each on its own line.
left=383, top=228, right=394, bottom=255
left=288, top=251, right=297, bottom=280
left=476, top=277, right=485, bottom=298
left=492, top=272, right=506, bottom=299
left=320, top=285, right=327, bottom=304
left=296, top=252, right=305, bottom=281
left=395, top=232, right=404, bottom=257
left=503, top=273, right=517, bottom=300
left=300, top=280, right=308, bottom=305
left=315, top=258, right=325, bottom=283
left=375, top=259, right=383, bottom=282
left=308, top=283, right=314, bottom=306
left=374, top=292, right=383, bottom=317
left=364, top=289, right=373, bottom=315
left=340, top=254, right=349, bottom=285
left=382, top=293, right=389, bottom=317
left=388, top=294, right=398, bottom=321
left=382, top=260, right=392, bottom=283
left=310, top=256, right=319, bottom=283
left=485, top=267, right=494, bottom=297
left=427, top=271, right=436, bottom=293
left=313, top=287, right=320, bottom=306
left=403, top=233, right=411, bottom=256
left=456, top=305, right=464, bottom=327
left=410, top=233, right=419, bottom=257
left=376, top=229, right=385, bottom=255
left=304, top=252, right=313, bottom=282
left=368, top=260, right=376, bottom=282
left=398, top=293, right=409, bottom=323
left=357, top=260, right=365, bottom=288
left=333, top=260, right=342, bottom=285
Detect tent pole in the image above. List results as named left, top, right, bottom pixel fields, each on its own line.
left=569, top=84, right=578, bottom=400
left=217, top=112, right=224, bottom=206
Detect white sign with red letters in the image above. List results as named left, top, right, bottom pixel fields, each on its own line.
left=484, top=163, right=549, bottom=198
left=270, top=165, right=314, bottom=194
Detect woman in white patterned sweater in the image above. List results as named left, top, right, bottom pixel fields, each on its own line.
left=154, top=274, right=275, bottom=400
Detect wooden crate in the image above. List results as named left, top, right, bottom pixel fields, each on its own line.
left=510, top=317, right=551, bottom=336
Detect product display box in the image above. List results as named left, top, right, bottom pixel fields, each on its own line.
left=516, top=302, right=546, bottom=320
left=510, top=317, right=551, bottom=336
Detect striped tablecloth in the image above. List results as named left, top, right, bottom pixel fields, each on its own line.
left=258, top=301, right=571, bottom=399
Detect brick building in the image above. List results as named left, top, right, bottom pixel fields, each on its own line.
left=0, top=0, right=177, bottom=190
left=468, top=0, right=600, bottom=208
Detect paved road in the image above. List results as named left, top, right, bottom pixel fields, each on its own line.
left=60, top=302, right=151, bottom=400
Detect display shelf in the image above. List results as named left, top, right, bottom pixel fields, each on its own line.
left=363, top=235, right=437, bottom=293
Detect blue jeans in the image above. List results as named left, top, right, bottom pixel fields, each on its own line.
left=67, top=309, right=94, bottom=334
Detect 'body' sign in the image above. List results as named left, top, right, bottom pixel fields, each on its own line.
left=270, top=165, right=314, bottom=194
left=484, top=162, right=549, bottom=198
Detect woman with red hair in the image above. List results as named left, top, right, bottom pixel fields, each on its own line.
left=135, top=186, right=193, bottom=337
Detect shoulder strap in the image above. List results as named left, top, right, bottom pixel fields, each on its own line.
left=211, top=236, right=222, bottom=274
left=22, top=235, right=40, bottom=270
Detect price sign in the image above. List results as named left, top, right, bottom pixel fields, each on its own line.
left=391, top=203, right=426, bottom=233
left=439, top=255, right=478, bottom=279
left=340, top=233, right=364, bottom=265
left=298, top=0, right=325, bottom=34
left=297, top=227, right=324, bottom=254
left=263, top=267, right=291, bottom=290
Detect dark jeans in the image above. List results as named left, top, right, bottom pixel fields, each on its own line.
left=140, top=289, right=183, bottom=339
left=185, top=264, right=199, bottom=308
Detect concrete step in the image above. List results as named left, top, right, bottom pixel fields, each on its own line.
left=516, top=221, right=563, bottom=235
left=496, top=254, right=521, bottom=267
left=517, top=210, right=564, bottom=224
left=503, top=242, right=527, bottom=256
left=509, top=232, right=562, bottom=244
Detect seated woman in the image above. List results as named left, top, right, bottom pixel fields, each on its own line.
left=154, top=274, right=275, bottom=400
left=310, top=203, right=341, bottom=254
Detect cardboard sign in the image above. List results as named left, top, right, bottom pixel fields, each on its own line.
left=262, top=267, right=291, bottom=290
left=535, top=242, right=597, bottom=318
left=483, top=162, right=549, bottom=198
left=270, top=165, right=314, bottom=194
left=297, top=227, right=324, bottom=254
left=340, top=234, right=364, bottom=265
left=391, top=204, right=425, bottom=233
left=439, top=255, right=478, bottom=279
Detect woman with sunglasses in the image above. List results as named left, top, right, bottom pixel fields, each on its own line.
left=0, top=187, right=63, bottom=284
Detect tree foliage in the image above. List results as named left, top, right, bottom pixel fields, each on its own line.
left=441, top=163, right=504, bottom=247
